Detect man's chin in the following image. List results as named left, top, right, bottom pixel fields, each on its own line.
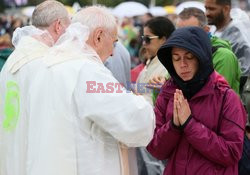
left=207, top=21, right=214, bottom=25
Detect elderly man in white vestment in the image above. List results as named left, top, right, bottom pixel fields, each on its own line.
left=0, top=1, right=70, bottom=175
left=22, top=5, right=155, bottom=175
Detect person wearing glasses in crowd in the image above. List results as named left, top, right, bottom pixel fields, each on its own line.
left=136, top=17, right=175, bottom=106
left=136, top=17, right=175, bottom=175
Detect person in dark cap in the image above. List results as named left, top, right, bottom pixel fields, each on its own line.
left=146, top=26, right=246, bottom=175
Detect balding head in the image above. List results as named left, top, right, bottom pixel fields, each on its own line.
left=178, top=7, right=207, bottom=27
left=32, top=0, right=69, bottom=28
left=177, top=7, right=210, bottom=32
left=72, top=5, right=117, bottom=33
left=31, top=0, right=70, bottom=42
left=72, top=6, right=118, bottom=62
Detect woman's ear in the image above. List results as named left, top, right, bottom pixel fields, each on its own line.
left=160, top=37, right=167, bottom=45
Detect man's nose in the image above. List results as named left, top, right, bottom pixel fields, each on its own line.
left=142, top=40, right=147, bottom=46
left=205, top=10, right=210, bottom=17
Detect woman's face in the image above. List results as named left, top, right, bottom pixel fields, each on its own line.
left=143, top=26, right=166, bottom=59
left=172, top=47, right=199, bottom=81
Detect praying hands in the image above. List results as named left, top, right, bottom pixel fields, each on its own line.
left=173, top=89, right=191, bottom=126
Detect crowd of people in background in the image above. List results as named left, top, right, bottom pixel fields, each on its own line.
left=0, top=15, right=27, bottom=71
left=0, top=0, right=250, bottom=174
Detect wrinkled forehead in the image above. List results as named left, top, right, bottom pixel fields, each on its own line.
left=205, top=0, right=221, bottom=7
left=176, top=16, right=200, bottom=28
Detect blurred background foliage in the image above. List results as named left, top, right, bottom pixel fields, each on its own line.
left=33, top=0, right=175, bottom=6
left=1, top=0, right=177, bottom=12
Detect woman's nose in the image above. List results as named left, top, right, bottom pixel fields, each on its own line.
left=180, top=58, right=187, bottom=67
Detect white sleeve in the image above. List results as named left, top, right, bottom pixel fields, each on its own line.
left=73, top=61, right=155, bottom=147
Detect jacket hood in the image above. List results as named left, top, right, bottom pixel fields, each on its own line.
left=157, top=27, right=214, bottom=99
left=6, top=36, right=49, bottom=74
left=211, top=35, right=232, bottom=50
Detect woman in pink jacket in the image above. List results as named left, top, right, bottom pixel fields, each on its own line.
left=146, top=27, right=247, bottom=175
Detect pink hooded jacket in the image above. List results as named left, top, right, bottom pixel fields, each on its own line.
left=147, top=27, right=246, bottom=175
left=147, top=72, right=246, bottom=175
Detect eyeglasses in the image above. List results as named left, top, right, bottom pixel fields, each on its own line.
left=141, top=35, right=159, bottom=44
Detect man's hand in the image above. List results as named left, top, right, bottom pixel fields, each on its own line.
left=146, top=76, right=166, bottom=90
left=149, top=76, right=166, bottom=85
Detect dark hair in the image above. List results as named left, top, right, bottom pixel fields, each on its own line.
left=179, top=7, right=207, bottom=27
left=144, top=17, right=175, bottom=39
left=144, top=12, right=153, bottom=18
left=216, top=0, right=231, bottom=6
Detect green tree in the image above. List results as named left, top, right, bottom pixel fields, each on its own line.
left=80, top=0, right=174, bottom=7
left=27, top=0, right=44, bottom=6
left=0, top=0, right=178, bottom=11
left=25, top=0, right=176, bottom=8
left=156, top=0, right=175, bottom=6
left=77, top=0, right=123, bottom=7
left=0, top=0, right=5, bottom=12
left=132, top=0, right=150, bottom=7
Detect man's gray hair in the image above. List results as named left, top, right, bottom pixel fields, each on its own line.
left=179, top=7, right=207, bottom=27
left=72, top=5, right=117, bottom=33
left=32, top=0, right=68, bottom=28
